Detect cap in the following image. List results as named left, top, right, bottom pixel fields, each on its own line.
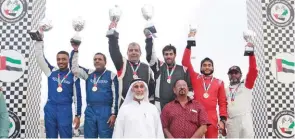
left=228, top=66, right=242, bottom=74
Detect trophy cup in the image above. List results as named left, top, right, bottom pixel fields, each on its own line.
left=71, top=16, right=85, bottom=46
left=243, top=30, right=256, bottom=56
left=28, top=18, right=53, bottom=41
left=188, top=25, right=197, bottom=47
left=106, top=5, right=122, bottom=38
left=142, top=4, right=157, bottom=37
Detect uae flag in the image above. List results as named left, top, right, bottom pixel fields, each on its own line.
left=276, top=59, right=295, bottom=74
left=0, top=56, right=23, bottom=72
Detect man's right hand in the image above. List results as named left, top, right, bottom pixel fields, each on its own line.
left=144, top=29, right=152, bottom=38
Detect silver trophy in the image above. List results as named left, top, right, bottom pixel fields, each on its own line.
left=71, top=16, right=85, bottom=46
left=142, top=4, right=157, bottom=36
left=243, top=30, right=256, bottom=56
left=188, top=25, right=197, bottom=47
left=28, top=18, right=53, bottom=41
left=106, top=5, right=122, bottom=38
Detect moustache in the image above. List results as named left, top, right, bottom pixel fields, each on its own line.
left=179, top=88, right=185, bottom=92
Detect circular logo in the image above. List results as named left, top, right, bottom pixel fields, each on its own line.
left=0, top=50, right=26, bottom=82
left=8, top=110, right=21, bottom=138
left=270, top=52, right=295, bottom=84
left=266, top=0, right=294, bottom=27
left=273, top=110, right=294, bottom=138
left=0, top=0, right=27, bottom=23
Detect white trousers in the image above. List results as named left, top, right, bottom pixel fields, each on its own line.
left=226, top=113, right=254, bottom=138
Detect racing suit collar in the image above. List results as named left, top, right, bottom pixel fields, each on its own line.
left=128, top=60, right=140, bottom=65
left=166, top=62, right=176, bottom=69
left=59, top=68, right=69, bottom=73
left=95, top=68, right=106, bottom=74
left=202, top=75, right=213, bottom=80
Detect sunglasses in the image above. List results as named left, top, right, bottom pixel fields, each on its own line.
left=229, top=71, right=240, bottom=74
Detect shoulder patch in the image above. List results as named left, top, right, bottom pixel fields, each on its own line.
left=214, top=78, right=223, bottom=85
left=182, top=66, right=188, bottom=72
left=110, top=70, right=117, bottom=79
left=159, top=61, right=164, bottom=67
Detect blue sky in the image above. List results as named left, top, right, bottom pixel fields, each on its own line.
left=40, top=0, right=249, bottom=119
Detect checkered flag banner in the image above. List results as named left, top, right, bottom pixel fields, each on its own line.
left=247, top=0, right=294, bottom=138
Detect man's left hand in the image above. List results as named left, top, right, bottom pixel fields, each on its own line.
left=218, top=121, right=225, bottom=130
left=73, top=117, right=80, bottom=129
left=107, top=115, right=116, bottom=128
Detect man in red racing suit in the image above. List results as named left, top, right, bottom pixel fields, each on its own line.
left=182, top=34, right=227, bottom=138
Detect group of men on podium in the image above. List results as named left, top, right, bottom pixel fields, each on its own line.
left=0, top=20, right=258, bottom=139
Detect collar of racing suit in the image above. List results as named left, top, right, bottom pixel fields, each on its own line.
left=128, top=60, right=140, bottom=66
left=202, top=75, right=213, bottom=80
left=95, top=68, right=106, bottom=74
left=59, top=68, right=70, bottom=73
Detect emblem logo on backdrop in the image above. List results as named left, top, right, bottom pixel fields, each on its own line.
left=273, top=110, right=295, bottom=138
left=266, top=0, right=294, bottom=27
left=8, top=110, right=21, bottom=138
left=0, top=0, right=27, bottom=23
left=0, top=50, right=25, bottom=82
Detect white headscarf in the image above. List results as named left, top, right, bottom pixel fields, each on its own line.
left=122, top=78, right=149, bottom=106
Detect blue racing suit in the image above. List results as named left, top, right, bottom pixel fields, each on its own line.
left=71, top=50, right=119, bottom=138
left=35, top=42, right=82, bottom=138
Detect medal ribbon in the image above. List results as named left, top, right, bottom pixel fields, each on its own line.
left=166, top=64, right=176, bottom=80
left=58, top=71, right=71, bottom=87
left=93, top=69, right=107, bottom=87
left=202, top=76, right=214, bottom=94
left=229, top=82, right=242, bottom=102
left=129, top=61, right=141, bottom=75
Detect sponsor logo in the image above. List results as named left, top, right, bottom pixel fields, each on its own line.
left=0, top=0, right=27, bottom=23
left=273, top=110, right=294, bottom=138
left=266, top=0, right=294, bottom=27
left=8, top=110, right=21, bottom=138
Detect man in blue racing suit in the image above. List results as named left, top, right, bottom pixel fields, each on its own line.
left=34, top=36, right=82, bottom=138
left=70, top=38, right=119, bottom=138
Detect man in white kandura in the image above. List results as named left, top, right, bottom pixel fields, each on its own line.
left=112, top=78, right=164, bottom=138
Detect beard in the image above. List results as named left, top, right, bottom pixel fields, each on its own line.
left=134, top=94, right=145, bottom=100
left=230, top=77, right=241, bottom=85
left=179, top=89, right=187, bottom=96
left=201, top=70, right=214, bottom=76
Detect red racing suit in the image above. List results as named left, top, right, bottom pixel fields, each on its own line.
left=182, top=43, right=227, bottom=138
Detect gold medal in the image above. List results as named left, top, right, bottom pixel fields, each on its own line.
left=203, top=93, right=209, bottom=98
